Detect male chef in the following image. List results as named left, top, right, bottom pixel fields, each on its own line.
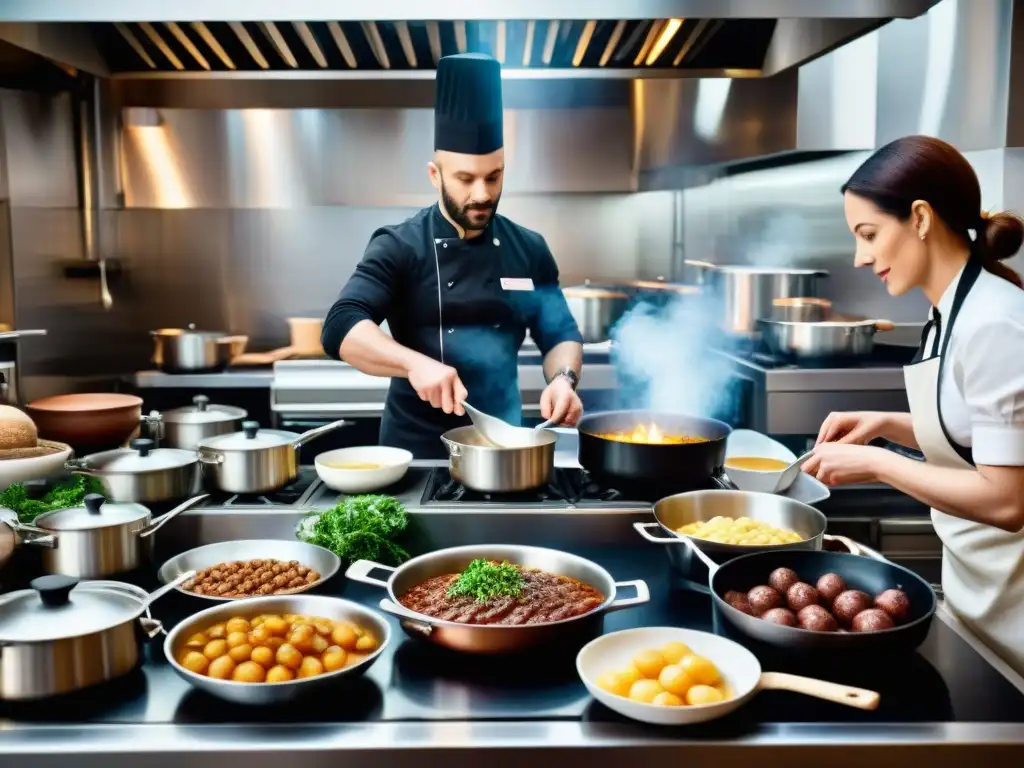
left=321, top=53, right=584, bottom=458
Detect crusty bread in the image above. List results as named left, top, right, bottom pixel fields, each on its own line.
left=0, top=405, right=38, bottom=450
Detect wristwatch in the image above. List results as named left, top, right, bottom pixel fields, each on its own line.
left=552, top=367, right=579, bottom=391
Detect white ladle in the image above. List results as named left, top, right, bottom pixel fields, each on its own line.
left=772, top=450, right=815, bottom=493
left=461, top=401, right=547, bottom=448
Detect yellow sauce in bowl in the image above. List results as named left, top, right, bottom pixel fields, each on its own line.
left=724, top=456, right=789, bottom=472
left=324, top=461, right=383, bottom=470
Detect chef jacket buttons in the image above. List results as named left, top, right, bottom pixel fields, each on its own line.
left=447, top=281, right=454, bottom=288
left=447, top=328, right=454, bottom=334
left=493, top=238, right=500, bottom=246
left=443, top=242, right=449, bottom=248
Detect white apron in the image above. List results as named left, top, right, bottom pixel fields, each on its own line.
left=903, top=257, right=1024, bottom=675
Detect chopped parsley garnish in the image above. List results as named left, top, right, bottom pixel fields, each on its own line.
left=446, top=559, right=525, bottom=602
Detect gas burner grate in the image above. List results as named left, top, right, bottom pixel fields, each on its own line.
left=423, top=468, right=622, bottom=505
left=211, top=467, right=322, bottom=508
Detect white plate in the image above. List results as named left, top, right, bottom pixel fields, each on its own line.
left=725, top=430, right=800, bottom=494
left=314, top=446, right=412, bottom=493
left=577, top=627, right=760, bottom=725
left=0, top=442, right=74, bottom=492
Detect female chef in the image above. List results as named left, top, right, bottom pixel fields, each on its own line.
left=805, top=135, right=1024, bottom=674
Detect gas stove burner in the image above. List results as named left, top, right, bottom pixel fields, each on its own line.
left=423, top=468, right=621, bottom=505
left=212, top=467, right=321, bottom=508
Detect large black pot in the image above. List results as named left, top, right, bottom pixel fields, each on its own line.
left=576, top=410, right=735, bottom=490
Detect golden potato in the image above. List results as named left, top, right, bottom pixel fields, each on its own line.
left=297, top=655, right=325, bottom=679
left=181, top=651, right=209, bottom=674
left=618, top=664, right=642, bottom=689
left=207, top=655, right=236, bottom=680
left=232, top=660, right=267, bottom=683
left=264, top=637, right=285, bottom=651
left=628, top=679, right=664, bottom=703
left=331, top=624, right=358, bottom=651
left=282, top=614, right=298, bottom=623
left=596, top=672, right=630, bottom=697
left=225, top=617, right=250, bottom=634
left=263, top=616, right=289, bottom=637
left=355, top=633, right=378, bottom=653
left=265, top=664, right=295, bottom=683
left=310, top=634, right=330, bottom=655
left=632, top=649, right=667, bottom=679
left=312, top=620, right=334, bottom=637
left=250, top=615, right=266, bottom=628
left=652, top=691, right=684, bottom=707
left=675, top=516, right=803, bottom=546
left=206, top=623, right=227, bottom=640
left=351, top=624, right=365, bottom=637
left=248, top=626, right=271, bottom=646
left=658, top=664, right=695, bottom=697
left=661, top=641, right=692, bottom=665
left=276, top=643, right=303, bottom=670
left=203, top=639, right=228, bottom=660
left=225, top=631, right=249, bottom=649
left=289, top=624, right=316, bottom=653
left=185, top=632, right=208, bottom=650
left=250, top=646, right=275, bottom=668
left=321, top=646, right=347, bottom=672
left=686, top=685, right=724, bottom=706
left=228, top=643, right=253, bottom=663
left=679, top=655, right=720, bottom=686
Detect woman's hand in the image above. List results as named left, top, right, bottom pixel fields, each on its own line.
left=816, top=411, right=895, bottom=445
left=803, top=443, right=888, bottom=486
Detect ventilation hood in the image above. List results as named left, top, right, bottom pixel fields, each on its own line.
left=0, top=1, right=941, bottom=80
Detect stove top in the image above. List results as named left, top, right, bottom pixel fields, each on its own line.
left=203, top=466, right=322, bottom=508
left=723, top=338, right=916, bottom=371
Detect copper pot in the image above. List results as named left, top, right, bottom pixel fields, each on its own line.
left=26, top=394, right=143, bottom=450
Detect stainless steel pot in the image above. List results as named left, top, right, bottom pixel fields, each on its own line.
left=346, top=544, right=649, bottom=654
left=161, top=395, right=247, bottom=450
left=561, top=285, right=629, bottom=343
left=12, top=493, right=208, bottom=578
left=634, top=490, right=827, bottom=581
left=0, top=573, right=188, bottom=700
left=0, top=507, right=56, bottom=569
left=771, top=297, right=832, bottom=323
left=685, top=261, right=829, bottom=336
left=197, top=419, right=349, bottom=494
left=151, top=324, right=234, bottom=373
left=64, top=438, right=201, bottom=503
left=441, top=425, right=555, bottom=493
left=760, top=318, right=895, bottom=362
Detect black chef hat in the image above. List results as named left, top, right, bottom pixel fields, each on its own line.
left=434, top=53, right=504, bottom=155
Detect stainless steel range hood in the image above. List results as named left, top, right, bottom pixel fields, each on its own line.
left=0, top=1, right=942, bottom=80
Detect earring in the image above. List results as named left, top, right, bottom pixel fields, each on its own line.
left=919, top=233, right=925, bottom=241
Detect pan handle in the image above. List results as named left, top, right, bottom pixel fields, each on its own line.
left=633, top=522, right=721, bottom=576
left=633, top=522, right=678, bottom=544
left=345, top=559, right=394, bottom=588
left=605, top=580, right=650, bottom=612
left=758, top=672, right=880, bottom=711
left=377, top=598, right=434, bottom=637
left=710, top=472, right=739, bottom=490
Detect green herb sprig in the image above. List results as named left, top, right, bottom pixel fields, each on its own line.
left=0, top=476, right=106, bottom=523
left=446, top=559, right=525, bottom=602
left=296, top=494, right=410, bottom=565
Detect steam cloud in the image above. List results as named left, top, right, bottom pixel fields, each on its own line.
left=610, top=292, right=738, bottom=420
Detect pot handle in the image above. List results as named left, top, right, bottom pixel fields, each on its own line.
left=7, top=519, right=57, bottom=548
left=377, top=598, right=434, bottom=637
left=344, top=559, right=394, bottom=588
left=292, top=419, right=351, bottom=450
left=139, top=494, right=210, bottom=539
left=605, top=579, right=650, bottom=613
left=758, top=672, right=880, bottom=711
left=63, top=456, right=98, bottom=476
left=441, top=436, right=461, bottom=458
left=139, top=617, right=165, bottom=639
left=710, top=471, right=739, bottom=490
left=633, top=521, right=679, bottom=544
left=197, top=449, right=224, bottom=465
left=873, top=319, right=895, bottom=332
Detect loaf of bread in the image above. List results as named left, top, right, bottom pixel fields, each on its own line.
left=0, top=405, right=38, bottom=450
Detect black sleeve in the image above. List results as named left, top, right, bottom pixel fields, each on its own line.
left=528, top=235, right=584, bottom=355
left=321, top=231, right=409, bottom=360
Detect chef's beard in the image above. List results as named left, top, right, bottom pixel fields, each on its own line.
left=441, top=180, right=500, bottom=233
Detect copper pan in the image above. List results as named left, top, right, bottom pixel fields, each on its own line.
left=26, top=393, right=143, bottom=450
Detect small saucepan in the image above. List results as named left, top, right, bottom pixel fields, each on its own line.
left=759, top=318, right=896, bottom=363
left=65, top=438, right=201, bottom=503
left=197, top=419, right=350, bottom=494
left=440, top=425, right=555, bottom=493
left=576, top=410, right=736, bottom=491
left=639, top=532, right=936, bottom=655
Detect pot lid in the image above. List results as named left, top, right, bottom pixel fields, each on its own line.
left=162, top=394, right=247, bottom=425
left=151, top=322, right=226, bottom=339
left=198, top=421, right=299, bottom=450
left=0, top=575, right=144, bottom=642
left=77, top=439, right=198, bottom=473
left=34, top=493, right=150, bottom=530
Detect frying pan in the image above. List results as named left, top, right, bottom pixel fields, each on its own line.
left=577, top=626, right=879, bottom=726
left=576, top=410, right=737, bottom=490
left=634, top=526, right=936, bottom=654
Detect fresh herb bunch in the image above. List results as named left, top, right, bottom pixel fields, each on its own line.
left=446, top=559, right=525, bottom=603
left=296, top=494, right=409, bottom=565
left=0, top=476, right=106, bottom=523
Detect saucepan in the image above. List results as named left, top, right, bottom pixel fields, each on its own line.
left=576, top=410, right=737, bottom=492
left=637, top=530, right=936, bottom=655
left=65, top=438, right=202, bottom=503
left=346, top=544, right=649, bottom=654
left=759, top=317, right=895, bottom=363
left=561, top=284, right=629, bottom=344
left=197, top=419, right=349, bottom=494
left=440, top=425, right=556, bottom=493
left=151, top=324, right=247, bottom=374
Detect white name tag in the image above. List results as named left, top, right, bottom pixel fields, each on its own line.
left=501, top=277, right=535, bottom=291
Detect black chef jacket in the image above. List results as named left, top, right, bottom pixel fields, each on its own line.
left=322, top=203, right=583, bottom=459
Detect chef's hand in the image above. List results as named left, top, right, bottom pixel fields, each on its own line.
left=407, top=358, right=468, bottom=416
left=816, top=411, right=893, bottom=446
left=803, top=443, right=887, bottom=486
left=540, top=376, right=583, bottom=427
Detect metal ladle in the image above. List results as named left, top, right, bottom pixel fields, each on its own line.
left=460, top=401, right=549, bottom=448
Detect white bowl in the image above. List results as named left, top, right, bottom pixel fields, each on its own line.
left=724, top=430, right=798, bottom=494
left=577, top=626, right=761, bottom=726
left=314, top=446, right=412, bottom=493
left=0, top=441, right=74, bottom=491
